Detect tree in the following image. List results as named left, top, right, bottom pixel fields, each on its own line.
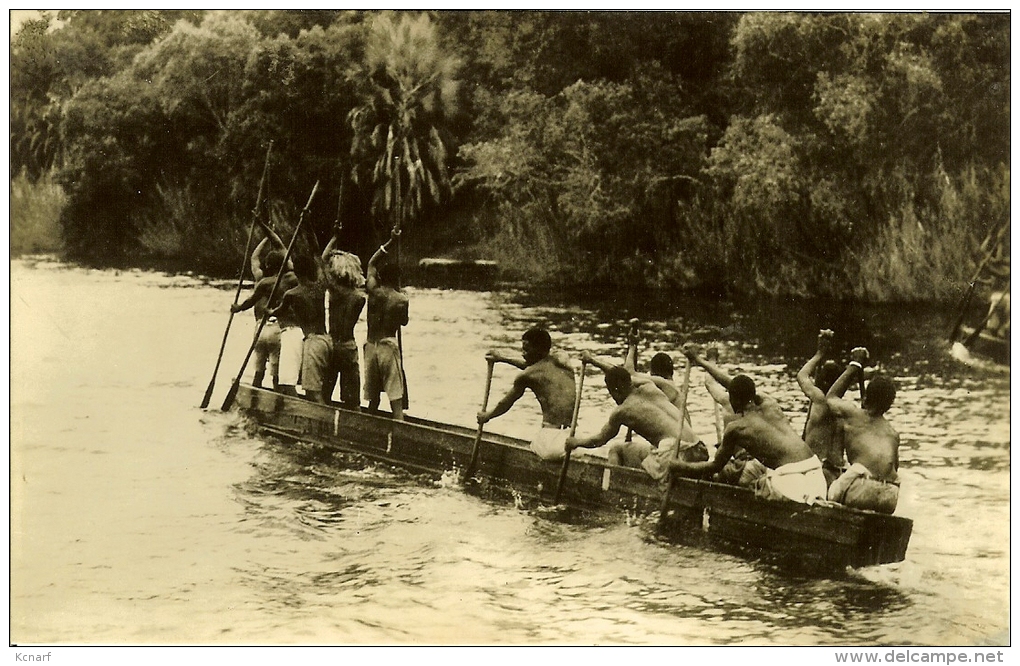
left=348, top=12, right=460, bottom=236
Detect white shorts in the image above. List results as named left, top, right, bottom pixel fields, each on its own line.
left=530, top=428, right=568, bottom=461
left=278, top=326, right=304, bottom=386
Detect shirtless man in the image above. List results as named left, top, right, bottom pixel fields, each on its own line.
left=320, top=231, right=366, bottom=409
left=580, top=349, right=702, bottom=469
left=824, top=350, right=901, bottom=514
left=476, top=328, right=576, bottom=461
left=270, top=254, right=331, bottom=403
left=565, top=366, right=707, bottom=481
left=669, top=345, right=827, bottom=504
left=796, top=329, right=851, bottom=486
left=231, top=247, right=297, bottom=390
left=364, top=230, right=409, bottom=420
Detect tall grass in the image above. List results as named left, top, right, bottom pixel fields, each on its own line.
left=11, top=172, right=65, bottom=256
left=854, top=165, right=1009, bottom=301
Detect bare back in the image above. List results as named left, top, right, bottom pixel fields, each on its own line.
left=519, top=354, right=576, bottom=427
left=329, top=286, right=366, bottom=343
left=726, top=396, right=814, bottom=469
left=832, top=402, right=900, bottom=480
left=616, top=383, right=682, bottom=446
left=804, top=404, right=844, bottom=468
left=366, top=286, right=409, bottom=342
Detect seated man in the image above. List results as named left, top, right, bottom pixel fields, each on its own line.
left=824, top=351, right=901, bottom=514
left=796, top=329, right=852, bottom=487
left=564, top=366, right=707, bottom=481
left=477, top=328, right=577, bottom=461
left=670, top=345, right=826, bottom=505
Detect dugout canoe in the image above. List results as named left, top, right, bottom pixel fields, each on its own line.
left=956, top=325, right=1010, bottom=366
left=233, top=384, right=912, bottom=572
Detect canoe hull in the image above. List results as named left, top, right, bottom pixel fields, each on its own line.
left=958, top=326, right=1010, bottom=365
left=234, top=385, right=912, bottom=572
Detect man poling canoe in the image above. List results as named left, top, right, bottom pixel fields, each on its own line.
left=364, top=226, right=410, bottom=420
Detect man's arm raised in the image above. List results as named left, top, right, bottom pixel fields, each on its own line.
left=367, top=229, right=399, bottom=290
left=581, top=350, right=617, bottom=374
left=825, top=348, right=869, bottom=418
left=683, top=344, right=733, bottom=389
left=797, top=329, right=834, bottom=404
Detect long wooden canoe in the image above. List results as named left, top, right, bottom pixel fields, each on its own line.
left=958, top=325, right=1010, bottom=365
left=234, top=384, right=912, bottom=572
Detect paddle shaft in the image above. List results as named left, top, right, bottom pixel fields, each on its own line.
left=963, top=281, right=1010, bottom=347
left=464, top=359, right=496, bottom=479
left=554, top=360, right=587, bottom=504
left=221, top=180, right=320, bottom=411
left=950, top=223, right=1008, bottom=342
left=200, top=141, right=273, bottom=408
left=659, top=356, right=693, bottom=520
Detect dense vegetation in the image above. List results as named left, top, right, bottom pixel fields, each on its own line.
left=11, top=10, right=1009, bottom=300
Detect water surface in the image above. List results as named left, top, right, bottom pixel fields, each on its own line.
left=10, top=258, right=1010, bottom=645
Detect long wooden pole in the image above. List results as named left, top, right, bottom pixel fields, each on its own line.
left=963, top=281, right=1010, bottom=347
left=554, top=359, right=587, bottom=504
left=200, top=141, right=273, bottom=408
left=221, top=180, right=320, bottom=411
left=658, top=355, right=693, bottom=523
left=950, top=222, right=1008, bottom=342
left=463, top=359, right=496, bottom=480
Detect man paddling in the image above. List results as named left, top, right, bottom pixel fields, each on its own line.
left=824, top=349, right=902, bottom=514
left=579, top=347, right=704, bottom=472
left=564, top=366, right=708, bottom=480
left=796, top=329, right=851, bottom=486
left=476, top=328, right=576, bottom=461
left=320, top=230, right=366, bottom=409
left=230, top=247, right=298, bottom=390
left=364, top=229, right=409, bottom=420
left=669, top=345, right=826, bottom=504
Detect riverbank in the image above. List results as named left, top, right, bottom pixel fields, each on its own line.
left=10, top=175, right=988, bottom=306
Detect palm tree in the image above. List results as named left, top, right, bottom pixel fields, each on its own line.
left=349, top=12, right=460, bottom=235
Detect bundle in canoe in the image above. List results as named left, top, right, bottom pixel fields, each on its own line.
left=233, top=384, right=912, bottom=572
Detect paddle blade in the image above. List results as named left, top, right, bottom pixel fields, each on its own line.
left=200, top=380, right=215, bottom=409
left=554, top=450, right=572, bottom=504
left=220, top=379, right=241, bottom=412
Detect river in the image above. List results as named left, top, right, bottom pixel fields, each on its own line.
left=9, top=257, right=1010, bottom=646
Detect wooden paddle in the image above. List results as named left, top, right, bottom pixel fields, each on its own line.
left=658, top=352, right=693, bottom=523
left=220, top=180, right=320, bottom=412
left=200, top=141, right=273, bottom=408
left=463, top=357, right=496, bottom=480
left=391, top=223, right=410, bottom=410
left=553, top=359, right=587, bottom=504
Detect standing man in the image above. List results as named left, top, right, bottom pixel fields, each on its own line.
left=669, top=345, right=827, bottom=505
left=564, top=366, right=708, bottom=479
left=824, top=350, right=902, bottom=514
left=476, top=328, right=577, bottom=461
left=321, top=231, right=366, bottom=409
left=231, top=246, right=297, bottom=391
left=796, top=329, right=851, bottom=486
left=271, top=254, right=332, bottom=403
left=364, top=229, right=409, bottom=420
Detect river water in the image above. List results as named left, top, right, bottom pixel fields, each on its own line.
left=10, top=258, right=1010, bottom=646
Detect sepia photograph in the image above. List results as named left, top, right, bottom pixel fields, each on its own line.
left=8, top=8, right=1011, bottom=655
